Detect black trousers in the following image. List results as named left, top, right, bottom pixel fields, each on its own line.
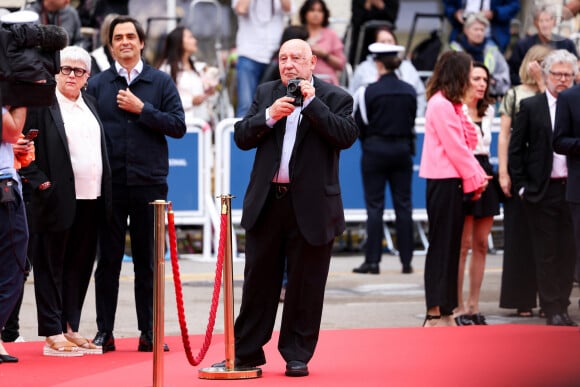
left=234, top=186, right=333, bottom=365
left=570, top=202, right=580, bottom=283
left=424, top=178, right=464, bottom=315
left=0, top=187, right=27, bottom=331
left=95, top=183, right=167, bottom=333
left=499, top=195, right=537, bottom=310
left=524, top=180, right=576, bottom=317
left=33, top=199, right=99, bottom=336
left=361, top=139, right=414, bottom=267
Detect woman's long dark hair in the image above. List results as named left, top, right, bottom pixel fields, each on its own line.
left=158, top=26, right=198, bottom=84
left=472, top=61, right=493, bottom=118
left=299, top=0, right=330, bottom=27
left=426, top=51, right=472, bottom=104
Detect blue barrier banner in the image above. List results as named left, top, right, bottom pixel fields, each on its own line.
left=167, top=131, right=200, bottom=212
left=229, top=131, right=255, bottom=210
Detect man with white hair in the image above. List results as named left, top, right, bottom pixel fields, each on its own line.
left=509, top=49, right=578, bottom=326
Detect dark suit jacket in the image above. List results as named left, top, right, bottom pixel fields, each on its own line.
left=234, top=77, right=359, bottom=246
left=20, top=92, right=112, bottom=232
left=553, top=84, right=580, bottom=204
left=509, top=92, right=554, bottom=203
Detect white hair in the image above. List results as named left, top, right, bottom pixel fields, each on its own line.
left=60, top=45, right=92, bottom=74
left=542, top=49, right=579, bottom=76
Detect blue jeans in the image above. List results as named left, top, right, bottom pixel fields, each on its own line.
left=236, top=56, right=268, bottom=118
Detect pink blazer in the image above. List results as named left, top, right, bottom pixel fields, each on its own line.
left=419, top=91, right=487, bottom=193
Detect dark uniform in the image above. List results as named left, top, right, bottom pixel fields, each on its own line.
left=355, top=72, right=417, bottom=272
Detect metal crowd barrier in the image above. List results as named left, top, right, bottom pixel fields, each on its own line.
left=170, top=117, right=502, bottom=258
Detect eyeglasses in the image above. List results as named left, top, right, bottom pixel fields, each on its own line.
left=60, top=66, right=88, bottom=77
left=549, top=71, right=574, bottom=80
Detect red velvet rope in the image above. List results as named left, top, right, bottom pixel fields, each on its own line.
left=167, top=202, right=226, bottom=366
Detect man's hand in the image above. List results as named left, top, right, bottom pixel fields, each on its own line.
left=117, top=88, right=144, bottom=114
left=499, top=172, right=512, bottom=198
left=299, top=79, right=315, bottom=102
left=268, top=96, right=296, bottom=121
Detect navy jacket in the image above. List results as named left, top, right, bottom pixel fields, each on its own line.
left=355, top=72, right=416, bottom=145
left=87, top=63, right=186, bottom=186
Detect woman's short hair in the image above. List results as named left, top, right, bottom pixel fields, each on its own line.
left=463, top=12, right=489, bottom=29
left=519, top=44, right=552, bottom=85
left=60, top=45, right=92, bottom=74
left=426, top=50, right=472, bottom=103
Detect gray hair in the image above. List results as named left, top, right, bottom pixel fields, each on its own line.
left=542, top=49, right=579, bottom=76
left=60, top=45, right=92, bottom=74
left=533, top=3, right=557, bottom=21
left=463, top=12, right=489, bottom=28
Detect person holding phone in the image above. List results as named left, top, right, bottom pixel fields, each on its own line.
left=0, top=104, right=28, bottom=364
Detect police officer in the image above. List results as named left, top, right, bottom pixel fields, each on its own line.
left=352, top=43, right=417, bottom=275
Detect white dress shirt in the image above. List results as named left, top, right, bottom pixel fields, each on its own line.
left=56, top=89, right=103, bottom=199
left=546, top=91, right=567, bottom=178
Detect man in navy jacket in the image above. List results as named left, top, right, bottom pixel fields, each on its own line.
left=86, top=16, right=185, bottom=352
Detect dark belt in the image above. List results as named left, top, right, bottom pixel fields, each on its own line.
left=550, top=178, right=567, bottom=184
left=364, top=135, right=410, bottom=142
left=271, top=182, right=290, bottom=198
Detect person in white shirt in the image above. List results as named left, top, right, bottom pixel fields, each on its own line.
left=22, top=45, right=112, bottom=355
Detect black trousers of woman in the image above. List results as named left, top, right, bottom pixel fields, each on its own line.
left=499, top=195, right=537, bottom=311
left=33, top=200, right=99, bottom=336
left=424, top=178, right=465, bottom=315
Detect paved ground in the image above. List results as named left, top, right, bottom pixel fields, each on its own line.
left=15, top=250, right=580, bottom=342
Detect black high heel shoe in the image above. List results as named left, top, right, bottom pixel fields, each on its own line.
left=422, top=314, right=441, bottom=327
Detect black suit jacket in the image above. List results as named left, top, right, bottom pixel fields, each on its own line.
left=509, top=92, right=554, bottom=203
left=553, top=84, right=580, bottom=204
left=234, top=77, right=358, bottom=246
left=20, top=92, right=112, bottom=232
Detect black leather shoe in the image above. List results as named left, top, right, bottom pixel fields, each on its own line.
left=547, top=314, right=570, bottom=326
left=402, top=265, right=413, bottom=274
left=137, top=331, right=169, bottom=352
left=0, top=354, right=18, bottom=363
left=93, top=331, right=116, bottom=352
left=352, top=262, right=379, bottom=274
left=470, top=313, right=488, bottom=325
left=561, top=312, right=578, bottom=326
left=454, top=315, right=474, bottom=326
left=285, top=360, right=308, bottom=377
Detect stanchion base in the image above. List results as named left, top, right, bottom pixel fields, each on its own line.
left=198, top=366, right=262, bottom=380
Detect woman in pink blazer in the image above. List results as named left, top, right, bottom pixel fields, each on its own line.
left=419, top=51, right=489, bottom=327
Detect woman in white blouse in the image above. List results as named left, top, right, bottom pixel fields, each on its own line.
left=22, top=46, right=111, bottom=356
left=454, top=62, right=500, bottom=326
left=158, top=26, right=218, bottom=126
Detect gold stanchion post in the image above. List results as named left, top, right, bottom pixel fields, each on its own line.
left=152, top=200, right=167, bottom=387
left=198, top=195, right=261, bottom=380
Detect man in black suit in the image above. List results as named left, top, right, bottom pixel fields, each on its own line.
left=509, top=49, right=578, bottom=327
left=553, top=58, right=580, bottom=308
left=221, top=39, right=358, bottom=377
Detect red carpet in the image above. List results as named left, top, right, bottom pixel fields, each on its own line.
left=1, top=325, right=578, bottom=387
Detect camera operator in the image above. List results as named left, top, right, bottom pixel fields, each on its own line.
left=211, top=39, right=358, bottom=377
left=0, top=104, right=28, bottom=364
